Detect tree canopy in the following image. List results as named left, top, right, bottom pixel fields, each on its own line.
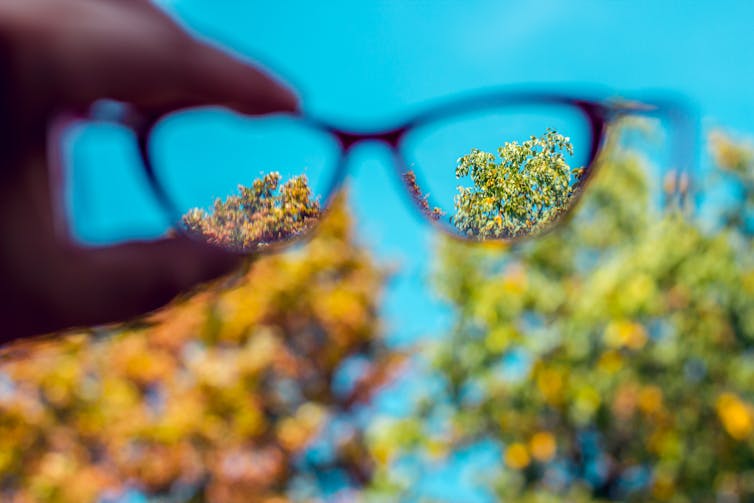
left=452, top=128, right=584, bottom=239
left=182, top=172, right=321, bottom=252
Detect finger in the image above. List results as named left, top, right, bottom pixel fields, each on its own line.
left=10, top=237, right=243, bottom=338
left=180, top=40, right=300, bottom=116
left=69, top=237, right=242, bottom=326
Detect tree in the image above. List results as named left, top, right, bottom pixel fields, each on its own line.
left=182, top=172, right=321, bottom=252
left=0, top=195, right=402, bottom=503
left=366, top=127, right=754, bottom=502
left=452, top=128, right=584, bottom=240
left=403, top=171, right=444, bottom=222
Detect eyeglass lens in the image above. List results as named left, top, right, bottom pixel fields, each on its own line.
left=402, top=103, right=594, bottom=240
left=149, top=108, right=341, bottom=252
left=148, top=103, right=595, bottom=252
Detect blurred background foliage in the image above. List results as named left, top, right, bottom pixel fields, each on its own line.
left=2, top=128, right=754, bottom=503
left=0, top=195, right=402, bottom=503
left=365, top=126, right=754, bottom=502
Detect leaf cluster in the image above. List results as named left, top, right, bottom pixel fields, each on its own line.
left=182, top=172, right=321, bottom=251
left=452, top=128, right=583, bottom=239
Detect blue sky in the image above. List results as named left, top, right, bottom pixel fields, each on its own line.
left=67, top=3, right=754, bottom=499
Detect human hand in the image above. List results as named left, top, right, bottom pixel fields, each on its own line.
left=0, top=0, right=299, bottom=341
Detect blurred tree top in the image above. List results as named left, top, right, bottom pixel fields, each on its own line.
left=182, top=172, right=321, bottom=252
left=452, top=128, right=584, bottom=240
left=366, top=127, right=754, bottom=502
left=0, top=195, right=402, bottom=503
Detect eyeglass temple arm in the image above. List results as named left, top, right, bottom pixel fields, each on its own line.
left=605, top=98, right=699, bottom=209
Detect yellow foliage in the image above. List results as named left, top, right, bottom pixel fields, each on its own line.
left=710, top=129, right=754, bottom=175
left=501, top=265, right=527, bottom=295
left=638, top=385, right=664, bottom=415
left=604, top=320, right=648, bottom=350
left=536, top=366, right=565, bottom=406
left=370, top=441, right=394, bottom=466
left=743, top=270, right=754, bottom=294
left=573, top=385, right=601, bottom=422
left=529, top=432, right=556, bottom=462
left=612, top=383, right=638, bottom=420
left=597, top=349, right=623, bottom=374
left=484, top=325, right=517, bottom=353
left=504, top=442, right=531, bottom=470
left=651, top=471, right=676, bottom=500
left=426, top=439, right=448, bottom=460
left=717, top=393, right=754, bottom=440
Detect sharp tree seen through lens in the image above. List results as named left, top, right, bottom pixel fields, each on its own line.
left=452, top=128, right=584, bottom=239
left=181, top=172, right=321, bottom=251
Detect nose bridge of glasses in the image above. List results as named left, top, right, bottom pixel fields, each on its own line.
left=333, top=127, right=408, bottom=151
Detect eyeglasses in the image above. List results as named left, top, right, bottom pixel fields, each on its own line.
left=88, top=88, right=696, bottom=253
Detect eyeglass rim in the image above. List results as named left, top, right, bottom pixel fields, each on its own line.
left=109, top=88, right=692, bottom=254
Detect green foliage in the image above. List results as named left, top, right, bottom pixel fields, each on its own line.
left=367, top=129, right=754, bottom=502
left=710, top=130, right=754, bottom=236
left=182, top=172, right=321, bottom=251
left=452, top=129, right=584, bottom=239
left=0, top=196, right=399, bottom=503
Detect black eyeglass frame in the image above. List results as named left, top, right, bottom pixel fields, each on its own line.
left=89, top=88, right=697, bottom=253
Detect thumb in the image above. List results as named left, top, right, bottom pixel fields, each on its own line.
left=5, top=236, right=243, bottom=340
left=69, top=237, right=243, bottom=327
